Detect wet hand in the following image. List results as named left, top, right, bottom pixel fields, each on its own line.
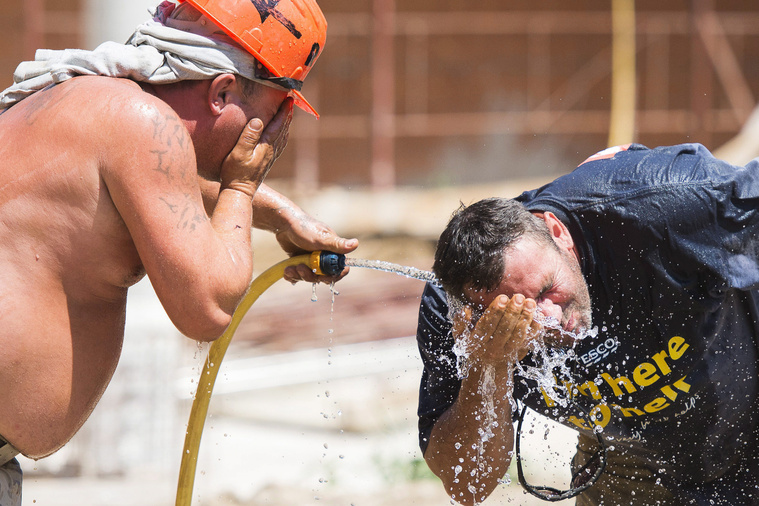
left=279, top=211, right=359, bottom=284
left=220, top=98, right=293, bottom=197
left=453, top=294, right=543, bottom=370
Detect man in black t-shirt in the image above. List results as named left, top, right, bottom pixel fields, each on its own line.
left=418, top=143, right=759, bottom=505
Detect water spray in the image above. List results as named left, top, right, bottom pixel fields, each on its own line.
left=310, top=250, right=439, bottom=284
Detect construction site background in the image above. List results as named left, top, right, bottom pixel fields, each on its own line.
left=4, top=1, right=759, bottom=504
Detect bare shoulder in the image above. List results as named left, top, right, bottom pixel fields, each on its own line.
left=3, top=76, right=192, bottom=164
left=74, top=78, right=203, bottom=229
left=12, top=76, right=171, bottom=128
left=69, top=76, right=174, bottom=121
left=49, top=77, right=198, bottom=184
left=79, top=77, right=191, bottom=158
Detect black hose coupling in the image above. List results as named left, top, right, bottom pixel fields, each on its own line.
left=308, top=251, right=346, bottom=277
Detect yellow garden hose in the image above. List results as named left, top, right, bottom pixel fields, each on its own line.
left=175, top=251, right=342, bottom=506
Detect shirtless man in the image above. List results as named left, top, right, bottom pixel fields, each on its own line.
left=0, top=1, right=356, bottom=501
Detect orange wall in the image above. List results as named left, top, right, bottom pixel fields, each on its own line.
left=2, top=1, right=759, bottom=187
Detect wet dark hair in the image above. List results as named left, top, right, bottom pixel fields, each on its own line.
left=433, top=197, right=554, bottom=299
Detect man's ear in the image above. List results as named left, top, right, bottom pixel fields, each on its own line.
left=207, top=73, right=239, bottom=116
left=535, top=211, right=575, bottom=253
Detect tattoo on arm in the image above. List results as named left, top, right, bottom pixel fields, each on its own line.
left=160, top=194, right=207, bottom=232
left=150, top=114, right=191, bottom=183
left=151, top=113, right=203, bottom=231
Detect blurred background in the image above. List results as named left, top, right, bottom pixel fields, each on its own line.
left=5, top=1, right=759, bottom=505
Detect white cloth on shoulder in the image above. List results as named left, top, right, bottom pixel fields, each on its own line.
left=0, top=1, right=277, bottom=110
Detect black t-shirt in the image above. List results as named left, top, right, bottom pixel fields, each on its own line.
left=417, top=143, right=759, bottom=500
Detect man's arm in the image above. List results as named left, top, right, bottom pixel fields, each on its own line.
left=101, top=92, right=290, bottom=341
left=423, top=295, right=541, bottom=505
left=251, top=184, right=359, bottom=283
left=199, top=181, right=359, bottom=283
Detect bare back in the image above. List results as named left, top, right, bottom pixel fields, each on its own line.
left=0, top=77, right=178, bottom=457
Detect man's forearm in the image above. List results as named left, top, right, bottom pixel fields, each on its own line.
left=424, top=363, right=516, bottom=506
left=198, top=181, right=300, bottom=233
left=251, top=183, right=303, bottom=233
left=210, top=186, right=255, bottom=275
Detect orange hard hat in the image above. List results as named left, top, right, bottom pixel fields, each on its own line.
left=178, top=0, right=327, bottom=117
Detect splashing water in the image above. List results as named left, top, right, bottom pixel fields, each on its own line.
left=521, top=310, right=599, bottom=407
left=345, top=257, right=439, bottom=284
left=448, top=293, right=598, bottom=409
left=514, top=342, right=577, bottom=409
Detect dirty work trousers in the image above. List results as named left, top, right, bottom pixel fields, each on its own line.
left=573, top=431, right=759, bottom=506
left=573, top=433, right=675, bottom=506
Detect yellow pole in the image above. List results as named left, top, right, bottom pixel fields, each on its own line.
left=608, top=0, right=637, bottom=147
left=175, top=254, right=314, bottom=506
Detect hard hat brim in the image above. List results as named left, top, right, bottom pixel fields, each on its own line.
left=292, top=90, right=319, bottom=118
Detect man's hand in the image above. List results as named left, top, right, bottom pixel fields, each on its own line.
left=453, top=294, right=543, bottom=374
left=277, top=212, right=359, bottom=284
left=219, top=98, right=293, bottom=197
left=251, top=184, right=359, bottom=284
left=424, top=294, right=544, bottom=505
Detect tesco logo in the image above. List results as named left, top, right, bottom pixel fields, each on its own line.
left=579, top=338, right=619, bottom=366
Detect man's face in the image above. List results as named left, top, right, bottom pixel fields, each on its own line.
left=239, top=85, right=289, bottom=129
left=200, top=82, right=289, bottom=180
left=465, top=236, right=592, bottom=339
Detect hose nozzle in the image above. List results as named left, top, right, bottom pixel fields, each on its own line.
left=308, top=251, right=346, bottom=277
